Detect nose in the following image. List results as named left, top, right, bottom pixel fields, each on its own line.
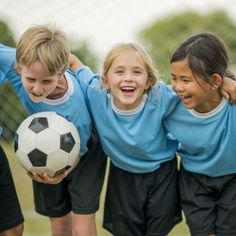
left=123, top=72, right=134, bottom=82
left=32, top=82, right=43, bottom=94
left=172, top=80, right=184, bottom=93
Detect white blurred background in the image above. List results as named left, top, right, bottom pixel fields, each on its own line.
left=1, top=0, right=236, bottom=59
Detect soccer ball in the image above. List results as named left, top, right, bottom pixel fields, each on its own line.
left=14, top=111, right=80, bottom=177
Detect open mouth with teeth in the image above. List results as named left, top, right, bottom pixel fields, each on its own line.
left=179, top=94, right=192, bottom=104
left=31, top=92, right=44, bottom=98
left=29, top=92, right=45, bottom=102
left=32, top=93, right=43, bottom=97
left=120, top=86, right=135, bottom=96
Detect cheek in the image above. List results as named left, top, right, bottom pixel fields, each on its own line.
left=48, top=84, right=57, bottom=92
left=21, top=78, right=29, bottom=88
left=171, top=81, right=176, bottom=91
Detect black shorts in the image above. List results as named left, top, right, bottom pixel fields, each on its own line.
left=0, top=145, right=24, bottom=232
left=180, top=166, right=236, bottom=236
left=103, top=158, right=182, bottom=236
left=33, top=129, right=107, bottom=217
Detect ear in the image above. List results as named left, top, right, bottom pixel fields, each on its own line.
left=145, top=79, right=152, bottom=91
left=210, top=73, right=222, bottom=90
left=14, top=63, right=21, bottom=74
left=102, top=75, right=110, bottom=89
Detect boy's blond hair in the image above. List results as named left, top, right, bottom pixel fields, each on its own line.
left=102, top=43, right=158, bottom=91
left=16, top=24, right=69, bottom=76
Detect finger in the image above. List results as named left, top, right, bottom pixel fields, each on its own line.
left=220, top=89, right=230, bottom=100
left=27, top=171, right=40, bottom=180
left=229, top=91, right=236, bottom=104
left=27, top=171, right=33, bottom=178
left=43, top=175, right=62, bottom=185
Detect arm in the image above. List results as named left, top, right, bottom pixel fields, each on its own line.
left=68, top=53, right=84, bottom=72
left=0, top=44, right=17, bottom=83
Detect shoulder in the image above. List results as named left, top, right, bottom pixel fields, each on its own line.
left=0, top=44, right=16, bottom=59
left=0, top=45, right=18, bottom=83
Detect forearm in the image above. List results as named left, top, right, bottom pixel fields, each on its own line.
left=68, top=54, right=84, bottom=72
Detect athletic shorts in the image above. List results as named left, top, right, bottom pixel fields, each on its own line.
left=179, top=166, right=236, bottom=236
left=33, top=128, right=107, bottom=217
left=0, top=145, right=24, bottom=232
left=103, top=157, right=182, bottom=236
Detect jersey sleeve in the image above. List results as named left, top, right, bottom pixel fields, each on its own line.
left=75, top=66, right=100, bottom=94
left=150, top=81, right=179, bottom=118
left=0, top=44, right=17, bottom=83
left=159, top=82, right=180, bottom=117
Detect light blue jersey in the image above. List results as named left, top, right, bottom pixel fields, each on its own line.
left=165, top=99, right=236, bottom=177
left=76, top=66, right=179, bottom=173
left=0, top=44, right=91, bottom=156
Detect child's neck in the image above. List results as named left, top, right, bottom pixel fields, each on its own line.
left=47, top=75, right=68, bottom=100
left=194, top=94, right=223, bottom=113
left=110, top=93, right=147, bottom=115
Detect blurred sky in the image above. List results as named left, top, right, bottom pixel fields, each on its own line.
left=0, top=0, right=236, bottom=60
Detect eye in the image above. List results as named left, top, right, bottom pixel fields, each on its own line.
left=183, top=78, right=191, bottom=83
left=133, top=70, right=142, bottom=75
left=26, top=77, right=36, bottom=82
left=115, top=70, right=124, bottom=75
left=43, top=80, right=53, bottom=84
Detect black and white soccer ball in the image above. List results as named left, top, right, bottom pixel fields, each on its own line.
left=14, top=111, right=80, bottom=177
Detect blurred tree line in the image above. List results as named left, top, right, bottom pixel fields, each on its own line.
left=139, top=10, right=236, bottom=82
left=1, top=10, right=236, bottom=140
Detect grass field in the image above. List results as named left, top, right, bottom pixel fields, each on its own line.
left=3, top=142, right=190, bottom=236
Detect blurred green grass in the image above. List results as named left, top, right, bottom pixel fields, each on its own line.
left=3, top=142, right=189, bottom=236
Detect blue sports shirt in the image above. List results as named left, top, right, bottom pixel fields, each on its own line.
left=165, top=99, right=236, bottom=177
left=76, top=66, right=179, bottom=173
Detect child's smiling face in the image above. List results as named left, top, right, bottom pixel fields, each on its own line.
left=103, top=50, right=150, bottom=110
